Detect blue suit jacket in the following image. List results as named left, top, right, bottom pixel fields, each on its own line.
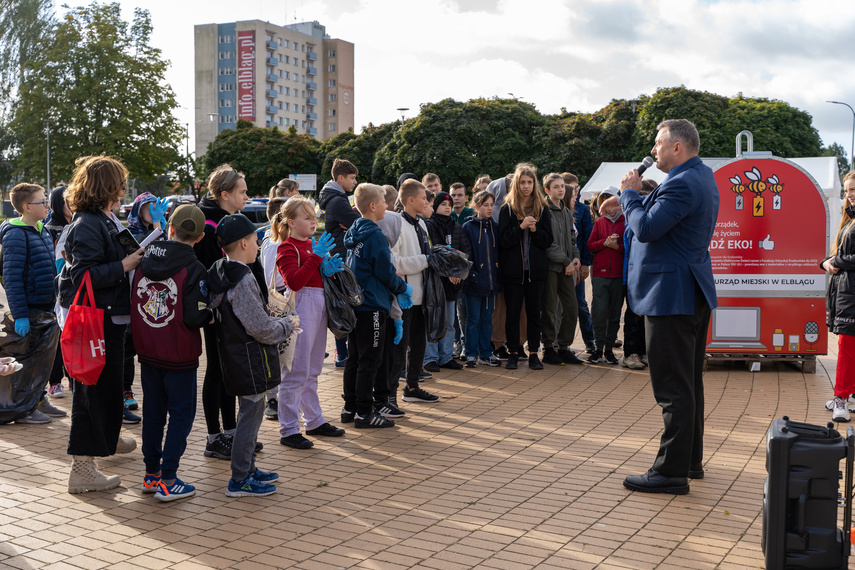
left=619, top=156, right=719, bottom=316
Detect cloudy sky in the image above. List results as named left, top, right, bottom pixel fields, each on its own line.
left=116, top=0, right=855, bottom=161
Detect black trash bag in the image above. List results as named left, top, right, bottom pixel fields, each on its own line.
left=423, top=269, right=447, bottom=343
left=428, top=245, right=472, bottom=280
left=0, top=310, right=60, bottom=424
left=322, top=266, right=362, bottom=339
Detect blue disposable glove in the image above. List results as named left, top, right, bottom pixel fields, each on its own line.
left=321, top=253, right=344, bottom=277
left=311, top=232, right=335, bottom=257
left=55, top=258, right=65, bottom=273
left=393, top=319, right=404, bottom=345
left=397, top=284, right=413, bottom=310
left=14, top=317, right=29, bottom=337
left=150, top=197, right=170, bottom=230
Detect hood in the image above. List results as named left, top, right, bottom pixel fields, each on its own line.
left=375, top=210, right=402, bottom=248
left=207, top=258, right=251, bottom=295
left=46, top=186, right=69, bottom=228
left=397, top=172, right=418, bottom=191
left=486, top=178, right=507, bottom=200
left=344, top=217, right=383, bottom=248
left=139, top=240, right=199, bottom=281
left=128, top=192, right=158, bottom=235
left=318, top=181, right=345, bottom=210
left=198, top=194, right=229, bottom=222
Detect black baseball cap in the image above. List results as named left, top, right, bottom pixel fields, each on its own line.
left=215, top=213, right=258, bottom=247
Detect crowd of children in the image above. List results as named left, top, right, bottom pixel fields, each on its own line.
left=1, top=153, right=654, bottom=501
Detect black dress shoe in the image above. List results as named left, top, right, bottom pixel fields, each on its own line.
left=623, top=469, right=689, bottom=495
left=688, top=464, right=704, bottom=479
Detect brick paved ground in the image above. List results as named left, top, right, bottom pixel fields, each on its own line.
left=0, top=312, right=846, bottom=568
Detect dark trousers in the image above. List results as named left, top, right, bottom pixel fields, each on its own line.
left=343, top=310, right=387, bottom=415
left=335, top=335, right=349, bottom=362
left=645, top=286, right=711, bottom=477
left=542, top=270, right=578, bottom=348
left=374, top=316, right=397, bottom=404
left=140, top=363, right=196, bottom=480
left=503, top=277, right=545, bottom=354
left=67, top=318, right=125, bottom=457
left=591, top=276, right=623, bottom=351
left=202, top=325, right=236, bottom=435
left=391, top=306, right=427, bottom=390
left=623, top=300, right=646, bottom=356
left=575, top=278, right=594, bottom=346
left=123, top=325, right=136, bottom=393
left=49, top=343, right=66, bottom=386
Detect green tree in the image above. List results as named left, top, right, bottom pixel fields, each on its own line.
left=0, top=0, right=54, bottom=105
left=822, top=141, right=849, bottom=177
left=11, top=2, right=184, bottom=184
left=372, top=98, right=545, bottom=187
left=203, top=121, right=321, bottom=196
left=318, top=121, right=399, bottom=185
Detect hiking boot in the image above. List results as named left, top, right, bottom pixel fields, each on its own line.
left=204, top=433, right=232, bottom=460
left=542, top=348, right=564, bottom=366
left=68, top=456, right=121, bottom=494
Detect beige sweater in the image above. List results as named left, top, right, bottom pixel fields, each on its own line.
left=391, top=217, right=430, bottom=306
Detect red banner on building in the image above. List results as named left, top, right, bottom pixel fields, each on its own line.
left=237, top=31, right=255, bottom=121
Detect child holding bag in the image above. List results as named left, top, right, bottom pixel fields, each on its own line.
left=274, top=198, right=346, bottom=449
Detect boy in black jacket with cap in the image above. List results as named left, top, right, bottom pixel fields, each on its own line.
left=131, top=205, right=211, bottom=502
left=208, top=214, right=299, bottom=497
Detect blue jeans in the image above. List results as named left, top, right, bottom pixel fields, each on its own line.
left=575, top=279, right=594, bottom=346
left=464, top=295, right=495, bottom=359
left=424, top=300, right=456, bottom=365
left=140, top=363, right=197, bottom=480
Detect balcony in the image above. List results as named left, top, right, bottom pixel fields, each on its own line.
left=266, top=55, right=278, bottom=66
left=307, top=82, right=317, bottom=91
left=307, top=97, right=317, bottom=105
left=307, top=112, right=317, bottom=120
left=266, top=88, right=277, bottom=99
left=265, top=104, right=277, bottom=115
left=266, top=72, right=277, bottom=83
left=307, top=52, right=317, bottom=61
left=308, top=128, right=317, bottom=136
left=307, top=66, right=317, bottom=76
left=266, top=39, right=278, bottom=51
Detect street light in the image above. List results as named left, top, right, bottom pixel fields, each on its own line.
left=396, top=107, right=409, bottom=122
left=827, top=100, right=855, bottom=173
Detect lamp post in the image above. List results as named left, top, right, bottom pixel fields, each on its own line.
left=827, top=100, right=855, bottom=173
left=396, top=107, right=409, bottom=122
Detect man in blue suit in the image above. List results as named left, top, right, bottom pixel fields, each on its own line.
left=614, top=119, right=719, bottom=495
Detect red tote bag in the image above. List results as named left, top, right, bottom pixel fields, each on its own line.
left=60, top=270, right=105, bottom=385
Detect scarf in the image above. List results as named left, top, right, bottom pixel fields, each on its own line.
left=402, top=211, right=431, bottom=255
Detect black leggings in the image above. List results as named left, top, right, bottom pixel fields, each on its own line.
left=503, top=276, right=545, bottom=355
left=202, top=325, right=236, bottom=435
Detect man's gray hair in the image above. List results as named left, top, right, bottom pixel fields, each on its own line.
left=657, top=119, right=700, bottom=155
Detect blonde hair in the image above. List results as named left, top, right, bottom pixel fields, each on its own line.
left=206, top=164, right=244, bottom=200
left=354, top=183, right=385, bottom=215
left=832, top=171, right=855, bottom=256
left=505, top=163, right=545, bottom=221
left=270, top=196, right=315, bottom=242
left=398, top=179, right=425, bottom=207
left=65, top=156, right=128, bottom=213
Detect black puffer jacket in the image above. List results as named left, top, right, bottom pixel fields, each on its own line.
left=825, top=207, right=855, bottom=335
left=425, top=211, right=473, bottom=300
left=58, top=211, right=131, bottom=316
left=497, top=202, right=553, bottom=283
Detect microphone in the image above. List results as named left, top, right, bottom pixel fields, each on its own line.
left=637, top=156, right=654, bottom=176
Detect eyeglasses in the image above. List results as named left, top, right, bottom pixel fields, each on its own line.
left=27, top=202, right=49, bottom=207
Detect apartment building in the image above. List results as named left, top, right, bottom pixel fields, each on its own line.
left=194, top=19, right=354, bottom=157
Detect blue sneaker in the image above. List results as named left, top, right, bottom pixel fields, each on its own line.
left=122, top=406, right=141, bottom=424
left=225, top=476, right=276, bottom=497
left=141, top=473, right=161, bottom=494
left=154, top=478, right=196, bottom=502
left=251, top=468, right=279, bottom=483
left=123, top=390, right=138, bottom=411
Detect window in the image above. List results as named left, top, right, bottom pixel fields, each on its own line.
left=266, top=34, right=273, bottom=42
left=278, top=85, right=283, bottom=94
left=328, top=64, right=335, bottom=73
left=328, top=49, right=336, bottom=58
left=301, top=44, right=305, bottom=52
left=218, top=67, right=234, bottom=76
left=278, top=117, right=283, bottom=125
left=219, top=115, right=234, bottom=124
left=301, top=105, right=306, bottom=113
left=219, top=83, right=234, bottom=92
left=294, top=59, right=299, bottom=67
left=302, top=121, right=306, bottom=128
left=283, top=118, right=290, bottom=126
left=284, top=87, right=290, bottom=96
left=218, top=35, right=233, bottom=43
left=294, top=43, right=299, bottom=51
left=328, top=122, right=336, bottom=131
left=220, top=99, right=234, bottom=108
left=328, top=79, right=336, bottom=87
left=278, top=101, right=283, bottom=109
left=283, top=102, right=289, bottom=111
left=284, top=71, right=290, bottom=80
left=282, top=39, right=289, bottom=48
left=218, top=51, right=233, bottom=60
left=302, top=60, right=306, bottom=68
left=302, top=90, right=306, bottom=98
left=284, top=55, right=289, bottom=64
left=328, top=93, right=336, bottom=102
left=328, top=109, right=336, bottom=117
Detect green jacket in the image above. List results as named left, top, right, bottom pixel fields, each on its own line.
left=451, top=207, right=474, bottom=225
left=545, top=199, right=580, bottom=273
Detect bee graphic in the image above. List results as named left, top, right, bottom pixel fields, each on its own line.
left=729, top=175, right=745, bottom=210
left=767, top=174, right=783, bottom=210
left=744, top=167, right=766, bottom=217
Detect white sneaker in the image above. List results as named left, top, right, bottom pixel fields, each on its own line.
left=833, top=397, right=851, bottom=422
